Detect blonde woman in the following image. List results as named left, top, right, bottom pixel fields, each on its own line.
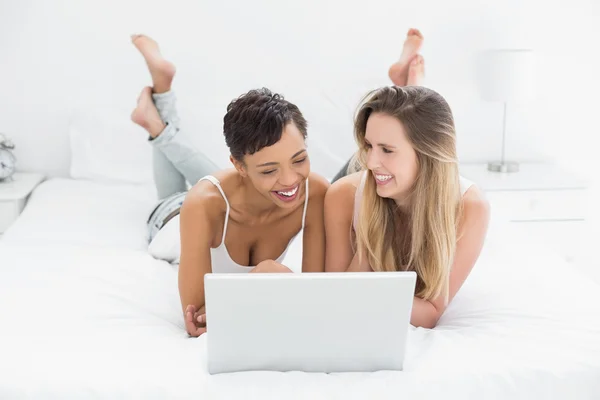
left=324, top=86, right=491, bottom=329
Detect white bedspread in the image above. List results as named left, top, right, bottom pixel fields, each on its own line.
left=1, top=178, right=599, bottom=399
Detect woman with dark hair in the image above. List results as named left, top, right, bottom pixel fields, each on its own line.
left=130, top=35, right=330, bottom=337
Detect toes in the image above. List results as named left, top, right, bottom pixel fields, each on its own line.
left=407, top=28, right=421, bottom=38
left=411, top=55, right=424, bottom=65
left=131, top=34, right=151, bottom=45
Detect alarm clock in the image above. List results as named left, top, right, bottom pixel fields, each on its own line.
left=0, top=133, right=17, bottom=182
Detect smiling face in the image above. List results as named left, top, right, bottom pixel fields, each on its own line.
left=239, top=122, right=310, bottom=208
left=352, top=86, right=463, bottom=303
left=363, top=112, right=419, bottom=203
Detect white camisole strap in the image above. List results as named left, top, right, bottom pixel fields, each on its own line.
left=200, top=175, right=310, bottom=244
left=301, top=178, right=310, bottom=229
left=459, top=176, right=474, bottom=196
left=198, top=175, right=231, bottom=245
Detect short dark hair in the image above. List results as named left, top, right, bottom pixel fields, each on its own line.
left=223, top=88, right=308, bottom=161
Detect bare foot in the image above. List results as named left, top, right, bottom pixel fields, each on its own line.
left=407, top=55, right=425, bottom=86
left=131, top=87, right=166, bottom=138
left=388, top=28, right=424, bottom=86
left=131, top=34, right=176, bottom=94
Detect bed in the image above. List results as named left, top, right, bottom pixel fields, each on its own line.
left=1, top=175, right=599, bottom=400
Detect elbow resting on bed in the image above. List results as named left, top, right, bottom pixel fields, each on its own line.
left=411, top=297, right=444, bottom=329
left=419, top=312, right=442, bottom=329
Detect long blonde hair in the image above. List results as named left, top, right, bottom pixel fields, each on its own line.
left=352, top=86, right=462, bottom=301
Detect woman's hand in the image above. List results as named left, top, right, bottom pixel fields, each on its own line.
left=185, top=304, right=207, bottom=337
left=251, top=259, right=293, bottom=273
left=184, top=260, right=291, bottom=337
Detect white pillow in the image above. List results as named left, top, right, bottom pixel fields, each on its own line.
left=148, top=214, right=181, bottom=264
left=69, top=107, right=154, bottom=185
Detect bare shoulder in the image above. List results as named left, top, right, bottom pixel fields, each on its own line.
left=461, top=185, right=491, bottom=221
left=326, top=172, right=363, bottom=203
left=302, top=173, right=330, bottom=227
left=307, top=172, right=330, bottom=201
left=181, top=178, right=227, bottom=226
left=324, top=171, right=364, bottom=223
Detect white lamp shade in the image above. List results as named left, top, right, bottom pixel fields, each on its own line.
left=476, top=49, right=536, bottom=102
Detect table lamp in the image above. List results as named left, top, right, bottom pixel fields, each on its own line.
left=476, top=49, right=535, bottom=173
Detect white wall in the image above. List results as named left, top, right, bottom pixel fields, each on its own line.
left=0, top=0, right=598, bottom=180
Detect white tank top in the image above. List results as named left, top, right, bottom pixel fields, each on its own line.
left=200, top=175, right=309, bottom=274
left=353, top=172, right=474, bottom=230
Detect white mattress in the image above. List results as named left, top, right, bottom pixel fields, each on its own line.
left=1, top=178, right=600, bottom=399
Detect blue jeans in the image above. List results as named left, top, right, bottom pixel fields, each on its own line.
left=150, top=91, right=219, bottom=199
left=146, top=91, right=219, bottom=241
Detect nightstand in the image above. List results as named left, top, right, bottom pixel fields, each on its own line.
left=459, top=163, right=588, bottom=265
left=0, top=172, right=45, bottom=237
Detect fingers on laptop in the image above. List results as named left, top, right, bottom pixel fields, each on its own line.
left=185, top=305, right=207, bottom=337
left=187, top=326, right=206, bottom=337
left=186, top=313, right=205, bottom=336
left=188, top=325, right=206, bottom=337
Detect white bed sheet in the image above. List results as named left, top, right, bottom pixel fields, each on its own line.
left=1, top=178, right=600, bottom=399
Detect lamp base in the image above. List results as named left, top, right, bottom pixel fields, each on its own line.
left=487, top=161, right=519, bottom=173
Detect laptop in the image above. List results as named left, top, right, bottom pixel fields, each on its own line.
left=204, top=271, right=416, bottom=374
